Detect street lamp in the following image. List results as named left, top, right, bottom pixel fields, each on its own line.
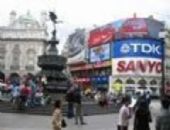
left=159, top=30, right=168, bottom=100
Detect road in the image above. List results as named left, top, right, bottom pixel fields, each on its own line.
left=0, top=100, right=161, bottom=130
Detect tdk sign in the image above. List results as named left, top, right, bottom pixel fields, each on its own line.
left=113, top=39, right=163, bottom=59
left=120, top=43, right=161, bottom=54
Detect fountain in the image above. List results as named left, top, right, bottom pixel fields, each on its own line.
left=38, top=12, right=68, bottom=94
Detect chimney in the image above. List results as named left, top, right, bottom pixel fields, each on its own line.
left=40, top=11, right=48, bottom=27
left=9, top=10, right=17, bottom=25
left=133, top=13, right=137, bottom=18
left=148, top=15, right=154, bottom=19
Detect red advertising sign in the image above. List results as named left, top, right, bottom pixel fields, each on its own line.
left=119, top=18, right=148, bottom=37
left=70, top=64, right=93, bottom=71
left=74, top=78, right=90, bottom=83
left=88, top=26, right=115, bottom=47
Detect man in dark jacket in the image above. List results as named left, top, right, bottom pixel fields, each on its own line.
left=74, top=84, right=86, bottom=125
left=66, top=84, right=75, bottom=118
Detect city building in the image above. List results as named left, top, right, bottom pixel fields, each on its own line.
left=0, top=11, right=47, bottom=78
left=65, top=15, right=168, bottom=96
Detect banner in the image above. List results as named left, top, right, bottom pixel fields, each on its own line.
left=91, top=76, right=109, bottom=84
left=112, top=58, right=162, bottom=76
left=90, top=43, right=110, bottom=63
left=88, top=26, right=115, bottom=47
left=119, top=18, right=148, bottom=37
left=68, top=49, right=86, bottom=64
left=112, top=38, right=163, bottom=59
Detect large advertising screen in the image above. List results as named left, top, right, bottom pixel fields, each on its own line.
left=67, top=49, right=86, bottom=64
left=90, top=43, right=110, bottom=63
left=88, top=26, right=115, bottom=48
left=112, top=38, right=164, bottom=76
left=112, top=38, right=163, bottom=59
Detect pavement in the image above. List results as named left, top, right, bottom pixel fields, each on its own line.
left=0, top=100, right=161, bottom=130
left=0, top=100, right=119, bottom=116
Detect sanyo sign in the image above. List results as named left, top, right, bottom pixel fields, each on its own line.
left=113, top=38, right=163, bottom=59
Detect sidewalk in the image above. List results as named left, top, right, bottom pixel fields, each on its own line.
left=0, top=112, right=156, bottom=130
left=0, top=100, right=160, bottom=130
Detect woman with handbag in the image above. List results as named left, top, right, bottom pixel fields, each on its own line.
left=52, top=100, right=66, bottom=130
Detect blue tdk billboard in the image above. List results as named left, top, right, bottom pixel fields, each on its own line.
left=112, top=38, right=163, bottom=59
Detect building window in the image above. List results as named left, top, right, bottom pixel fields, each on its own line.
left=11, top=44, right=20, bottom=70
left=126, top=78, right=135, bottom=84
left=114, top=79, right=123, bottom=84
left=150, top=79, right=157, bottom=85
left=25, top=49, right=36, bottom=70
left=0, top=46, right=6, bottom=69
left=138, top=79, right=147, bottom=85
left=0, top=64, right=5, bottom=70
left=105, top=67, right=111, bottom=75
left=25, top=66, right=34, bottom=71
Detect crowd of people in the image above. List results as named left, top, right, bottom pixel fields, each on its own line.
left=0, top=75, right=50, bottom=110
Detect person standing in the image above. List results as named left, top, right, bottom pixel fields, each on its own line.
left=74, top=84, right=86, bottom=125
left=66, top=84, right=75, bottom=118
left=156, top=99, right=170, bottom=130
left=11, top=82, right=20, bottom=106
left=52, top=100, right=63, bottom=130
left=134, top=100, right=152, bottom=130
left=146, top=91, right=151, bottom=106
left=117, top=95, right=132, bottom=130
left=19, top=82, right=30, bottom=110
left=28, top=78, right=36, bottom=108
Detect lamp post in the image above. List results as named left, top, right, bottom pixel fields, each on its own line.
left=159, top=31, right=167, bottom=100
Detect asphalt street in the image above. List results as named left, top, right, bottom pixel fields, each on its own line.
left=0, top=100, right=161, bottom=130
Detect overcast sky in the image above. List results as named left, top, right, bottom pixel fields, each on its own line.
left=0, top=0, right=170, bottom=52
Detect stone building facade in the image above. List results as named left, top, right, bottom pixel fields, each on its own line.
left=0, top=11, right=48, bottom=77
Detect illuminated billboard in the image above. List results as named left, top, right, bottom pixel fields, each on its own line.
left=112, top=58, right=162, bottom=76
left=90, top=43, right=110, bottom=63
left=112, top=38, right=163, bottom=59
left=88, top=26, right=115, bottom=48
left=112, top=38, right=163, bottom=76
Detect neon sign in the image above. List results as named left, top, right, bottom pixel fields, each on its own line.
left=113, top=38, right=163, bottom=59
left=117, top=60, right=162, bottom=73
